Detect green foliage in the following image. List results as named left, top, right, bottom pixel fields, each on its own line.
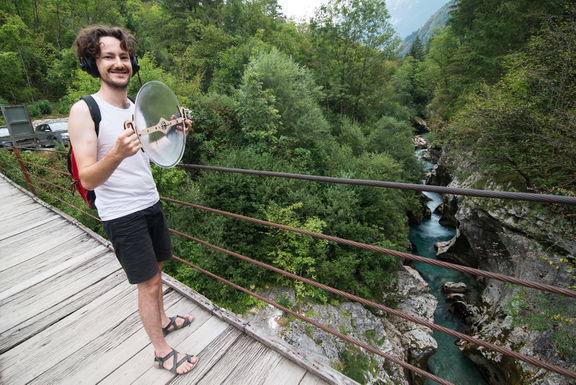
left=310, top=0, right=400, bottom=122
left=444, top=9, right=576, bottom=193
left=262, top=202, right=329, bottom=302
left=236, top=71, right=281, bottom=151
left=27, top=100, right=52, bottom=117
left=390, top=56, right=430, bottom=117
left=505, top=288, right=576, bottom=362
left=57, top=70, right=99, bottom=114
left=184, top=92, right=240, bottom=164
left=1, top=0, right=426, bottom=316
left=408, top=35, right=425, bottom=61
left=241, top=48, right=330, bottom=158
left=0, top=50, right=30, bottom=102
left=339, top=347, right=370, bottom=383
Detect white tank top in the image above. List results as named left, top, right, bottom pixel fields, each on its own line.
left=92, top=95, right=159, bottom=221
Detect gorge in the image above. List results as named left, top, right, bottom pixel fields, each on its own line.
left=410, top=146, right=488, bottom=385
left=424, top=145, right=576, bottom=385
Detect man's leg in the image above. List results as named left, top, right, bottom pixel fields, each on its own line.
left=156, top=261, right=194, bottom=333
left=137, top=271, right=196, bottom=374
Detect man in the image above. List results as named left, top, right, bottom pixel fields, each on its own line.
left=68, top=25, right=197, bottom=375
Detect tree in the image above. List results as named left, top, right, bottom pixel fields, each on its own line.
left=446, top=6, right=576, bottom=192
left=239, top=48, right=331, bottom=166
left=408, top=35, right=425, bottom=61
left=310, top=0, right=399, bottom=121
left=0, top=12, right=51, bottom=102
left=391, top=56, right=429, bottom=117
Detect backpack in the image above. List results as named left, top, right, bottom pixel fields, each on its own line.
left=67, top=95, right=134, bottom=209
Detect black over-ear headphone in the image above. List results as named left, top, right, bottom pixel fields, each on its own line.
left=80, top=55, right=140, bottom=78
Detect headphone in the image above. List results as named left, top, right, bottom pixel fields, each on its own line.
left=80, top=55, right=140, bottom=78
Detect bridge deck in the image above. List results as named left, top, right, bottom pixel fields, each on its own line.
left=0, top=176, right=355, bottom=385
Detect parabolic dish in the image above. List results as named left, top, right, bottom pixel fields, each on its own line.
left=134, top=81, right=186, bottom=168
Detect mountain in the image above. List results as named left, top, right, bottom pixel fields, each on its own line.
left=399, top=0, right=456, bottom=57
left=387, top=0, right=453, bottom=38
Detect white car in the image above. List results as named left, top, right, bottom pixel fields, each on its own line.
left=34, top=121, right=69, bottom=146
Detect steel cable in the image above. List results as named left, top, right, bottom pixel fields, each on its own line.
left=171, top=255, right=456, bottom=385
left=27, top=180, right=100, bottom=221
left=168, top=228, right=576, bottom=380
left=32, top=173, right=72, bottom=195
left=21, top=158, right=70, bottom=176
left=162, top=197, right=576, bottom=299
left=178, top=164, right=576, bottom=205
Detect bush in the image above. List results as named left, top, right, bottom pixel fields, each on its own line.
left=28, top=99, right=52, bottom=117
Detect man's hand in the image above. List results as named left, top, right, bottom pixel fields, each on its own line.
left=184, top=119, right=191, bottom=136
left=114, top=127, right=142, bottom=158
left=170, top=114, right=191, bottom=137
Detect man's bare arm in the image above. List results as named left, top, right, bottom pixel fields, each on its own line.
left=68, top=100, right=141, bottom=190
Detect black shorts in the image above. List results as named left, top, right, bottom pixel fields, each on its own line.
left=102, top=201, right=172, bottom=284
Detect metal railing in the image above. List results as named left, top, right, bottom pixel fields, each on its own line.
left=1, top=145, right=575, bottom=385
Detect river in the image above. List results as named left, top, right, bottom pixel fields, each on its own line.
left=409, top=150, right=488, bottom=385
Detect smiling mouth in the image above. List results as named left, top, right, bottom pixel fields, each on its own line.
left=110, top=67, right=129, bottom=75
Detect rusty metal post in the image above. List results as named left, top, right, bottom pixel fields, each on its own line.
left=13, top=147, right=37, bottom=196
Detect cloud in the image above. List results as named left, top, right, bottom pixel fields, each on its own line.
left=277, top=0, right=329, bottom=21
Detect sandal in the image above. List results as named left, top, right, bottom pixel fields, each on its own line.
left=162, top=314, right=193, bottom=336
left=154, top=348, right=197, bottom=374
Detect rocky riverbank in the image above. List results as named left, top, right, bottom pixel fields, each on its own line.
left=427, top=149, right=576, bottom=385
left=244, top=264, right=438, bottom=385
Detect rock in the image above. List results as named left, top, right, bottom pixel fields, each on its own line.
left=412, top=135, right=428, bottom=149
left=435, top=236, right=456, bottom=256
left=445, top=293, right=466, bottom=301
left=426, top=163, right=452, bottom=187
left=421, top=146, right=442, bottom=163
left=434, top=150, right=576, bottom=385
left=412, top=117, right=428, bottom=134
left=244, top=287, right=406, bottom=385
left=392, top=266, right=438, bottom=385
left=442, top=281, right=468, bottom=293
left=243, top=265, right=440, bottom=385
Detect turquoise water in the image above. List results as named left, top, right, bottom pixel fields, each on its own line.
left=410, top=153, right=488, bottom=385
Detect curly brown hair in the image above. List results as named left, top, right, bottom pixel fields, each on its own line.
left=74, top=25, right=137, bottom=60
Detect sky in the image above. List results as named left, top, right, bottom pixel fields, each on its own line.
left=277, top=0, right=327, bottom=22
left=277, top=0, right=452, bottom=38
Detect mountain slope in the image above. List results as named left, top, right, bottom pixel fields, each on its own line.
left=399, top=0, right=456, bottom=56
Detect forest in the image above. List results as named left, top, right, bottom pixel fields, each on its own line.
left=1, top=0, right=575, bottom=310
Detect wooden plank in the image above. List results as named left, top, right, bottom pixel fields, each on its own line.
left=0, top=240, right=109, bottom=299
left=221, top=344, right=285, bottom=385
left=0, top=279, right=138, bottom=384
left=0, top=219, right=87, bottom=272
left=0, top=216, right=62, bottom=250
left=196, top=334, right=274, bottom=385
left=0, top=268, right=126, bottom=354
left=0, top=249, right=120, bottom=335
left=162, top=275, right=358, bottom=385
left=262, top=357, right=308, bottom=385
left=300, top=373, right=331, bottom=385
left=101, top=308, right=231, bottom=385
left=167, top=326, right=244, bottom=385
left=28, top=293, right=204, bottom=385
left=0, top=198, right=38, bottom=213
left=0, top=213, right=59, bottom=242
left=0, top=198, right=38, bottom=216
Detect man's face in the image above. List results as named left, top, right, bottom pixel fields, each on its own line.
left=96, top=36, right=132, bottom=89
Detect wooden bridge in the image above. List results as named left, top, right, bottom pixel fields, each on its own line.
left=0, top=176, right=357, bottom=385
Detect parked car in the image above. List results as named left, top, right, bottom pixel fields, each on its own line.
left=34, top=121, right=69, bottom=146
